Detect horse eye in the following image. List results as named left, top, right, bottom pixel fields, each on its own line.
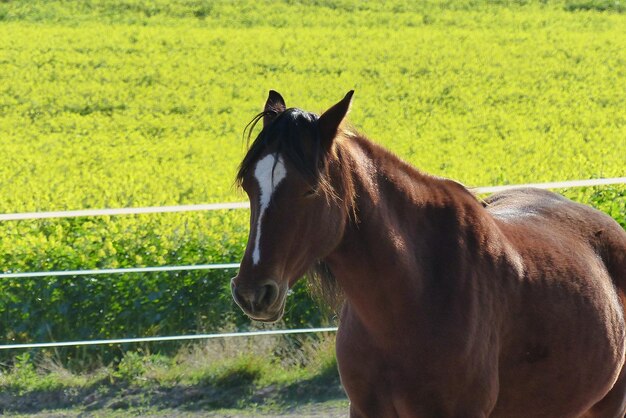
left=303, top=189, right=317, bottom=198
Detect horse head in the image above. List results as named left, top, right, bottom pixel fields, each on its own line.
left=231, top=90, right=354, bottom=322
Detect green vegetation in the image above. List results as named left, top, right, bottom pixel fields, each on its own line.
left=0, top=334, right=346, bottom=416
left=0, top=1, right=624, bottom=413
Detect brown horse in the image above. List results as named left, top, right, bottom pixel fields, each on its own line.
left=231, top=91, right=626, bottom=417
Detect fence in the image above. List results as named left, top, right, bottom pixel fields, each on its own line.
left=1, top=176, right=625, bottom=350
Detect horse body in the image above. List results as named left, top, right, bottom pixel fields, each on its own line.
left=232, top=91, right=626, bottom=417
left=326, top=136, right=625, bottom=417
left=488, top=190, right=626, bottom=418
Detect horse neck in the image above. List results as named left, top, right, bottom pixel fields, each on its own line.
left=326, top=134, right=500, bottom=332
left=333, top=133, right=490, bottom=247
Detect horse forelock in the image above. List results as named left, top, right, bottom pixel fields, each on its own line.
left=237, top=108, right=319, bottom=187
left=236, top=108, right=357, bottom=217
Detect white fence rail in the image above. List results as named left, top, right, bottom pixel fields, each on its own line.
left=0, top=263, right=240, bottom=279
left=0, top=176, right=624, bottom=350
left=0, top=328, right=339, bottom=351
left=471, top=176, right=626, bottom=194
left=1, top=177, right=624, bottom=221
left=0, top=202, right=249, bottom=221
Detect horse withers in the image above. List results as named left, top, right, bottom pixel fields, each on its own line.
left=231, top=90, right=626, bottom=417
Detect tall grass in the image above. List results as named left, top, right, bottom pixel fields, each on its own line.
left=0, top=333, right=344, bottom=414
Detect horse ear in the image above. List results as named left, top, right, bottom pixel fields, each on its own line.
left=264, top=90, right=286, bottom=127
left=318, top=90, right=354, bottom=151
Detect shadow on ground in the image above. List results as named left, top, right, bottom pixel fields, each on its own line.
left=0, top=366, right=347, bottom=415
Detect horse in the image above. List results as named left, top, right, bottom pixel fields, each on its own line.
left=231, top=90, right=626, bottom=417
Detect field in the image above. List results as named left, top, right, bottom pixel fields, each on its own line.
left=0, top=0, right=625, bottom=415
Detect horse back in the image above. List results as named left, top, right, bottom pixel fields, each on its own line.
left=486, top=187, right=626, bottom=297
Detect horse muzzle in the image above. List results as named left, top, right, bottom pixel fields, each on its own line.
left=230, top=277, right=286, bottom=322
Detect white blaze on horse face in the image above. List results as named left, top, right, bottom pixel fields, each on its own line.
left=252, top=154, right=287, bottom=265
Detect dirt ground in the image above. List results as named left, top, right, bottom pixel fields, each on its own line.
left=1, top=380, right=349, bottom=418
left=4, top=401, right=349, bottom=418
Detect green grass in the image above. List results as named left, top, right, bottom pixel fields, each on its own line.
left=0, top=334, right=346, bottom=415
left=0, top=0, right=624, bottom=365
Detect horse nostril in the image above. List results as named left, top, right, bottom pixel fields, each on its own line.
left=231, top=279, right=253, bottom=312
left=232, top=278, right=281, bottom=316
left=256, top=281, right=280, bottom=310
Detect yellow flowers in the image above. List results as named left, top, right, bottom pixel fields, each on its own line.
left=0, top=0, right=624, bottom=359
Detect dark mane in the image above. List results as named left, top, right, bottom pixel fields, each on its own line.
left=307, top=260, right=344, bottom=312
left=236, top=108, right=323, bottom=189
